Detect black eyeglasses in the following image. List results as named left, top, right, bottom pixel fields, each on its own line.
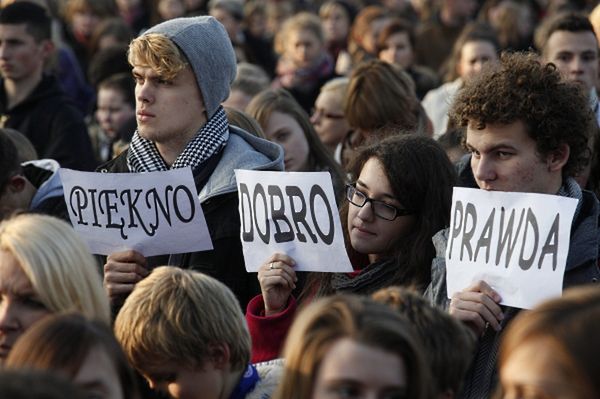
left=346, top=184, right=416, bottom=221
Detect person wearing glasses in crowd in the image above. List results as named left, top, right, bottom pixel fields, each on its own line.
left=310, top=77, right=350, bottom=163
left=246, top=134, right=457, bottom=362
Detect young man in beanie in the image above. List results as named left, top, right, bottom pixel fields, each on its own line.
left=101, top=16, right=283, bottom=310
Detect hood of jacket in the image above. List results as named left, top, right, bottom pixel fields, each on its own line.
left=198, top=125, right=283, bottom=202
left=24, top=159, right=63, bottom=210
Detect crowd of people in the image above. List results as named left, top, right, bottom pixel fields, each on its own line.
left=1, top=0, right=600, bottom=398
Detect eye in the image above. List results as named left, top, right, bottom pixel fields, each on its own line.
left=583, top=53, right=597, bottom=62
left=21, top=296, right=47, bottom=310
left=274, top=131, right=290, bottom=142
left=328, top=384, right=360, bottom=399
left=496, top=151, right=513, bottom=159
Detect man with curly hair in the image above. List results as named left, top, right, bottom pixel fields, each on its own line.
left=426, top=52, right=600, bottom=398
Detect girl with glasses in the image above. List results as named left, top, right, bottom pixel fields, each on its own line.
left=247, top=134, right=456, bottom=362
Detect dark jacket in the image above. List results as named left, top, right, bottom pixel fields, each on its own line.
left=425, top=158, right=600, bottom=398
left=98, top=126, right=284, bottom=309
left=24, top=159, right=69, bottom=222
left=0, top=75, right=96, bottom=171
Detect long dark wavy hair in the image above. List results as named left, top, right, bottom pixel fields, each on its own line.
left=304, top=134, right=456, bottom=298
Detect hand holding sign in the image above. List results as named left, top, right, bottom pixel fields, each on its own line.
left=258, top=253, right=298, bottom=316
left=103, top=249, right=149, bottom=305
left=449, top=280, right=504, bottom=336
left=235, top=170, right=352, bottom=273
left=445, top=188, right=577, bottom=310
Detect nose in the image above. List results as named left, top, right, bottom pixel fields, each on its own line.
left=0, top=42, right=9, bottom=59
left=136, top=81, right=154, bottom=105
left=356, top=200, right=375, bottom=221
left=570, top=57, right=584, bottom=74
left=472, top=154, right=496, bottom=186
left=299, top=45, right=308, bottom=61
left=310, top=110, right=320, bottom=125
left=0, top=300, right=19, bottom=333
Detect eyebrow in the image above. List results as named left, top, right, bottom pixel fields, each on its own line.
left=465, top=142, right=516, bottom=153
left=356, top=180, right=398, bottom=202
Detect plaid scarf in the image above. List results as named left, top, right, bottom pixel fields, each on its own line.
left=127, top=106, right=229, bottom=172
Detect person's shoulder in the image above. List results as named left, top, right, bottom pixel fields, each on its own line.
left=248, top=359, right=285, bottom=399
left=96, top=150, right=129, bottom=173
left=226, top=125, right=284, bottom=172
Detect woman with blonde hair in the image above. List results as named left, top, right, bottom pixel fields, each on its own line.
left=272, top=12, right=337, bottom=113
left=0, top=214, right=110, bottom=363
left=310, top=77, right=350, bottom=160
left=274, top=294, right=433, bottom=399
left=498, top=285, right=600, bottom=399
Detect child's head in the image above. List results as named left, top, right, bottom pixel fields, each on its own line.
left=114, top=266, right=251, bottom=397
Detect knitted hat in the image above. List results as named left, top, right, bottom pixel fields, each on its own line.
left=145, top=16, right=237, bottom=119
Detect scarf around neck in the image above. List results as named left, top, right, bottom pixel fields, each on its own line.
left=127, top=106, right=229, bottom=173
left=330, top=257, right=400, bottom=295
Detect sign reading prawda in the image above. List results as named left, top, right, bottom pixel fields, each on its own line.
left=60, top=168, right=213, bottom=256
left=446, top=187, right=577, bottom=309
left=235, top=170, right=352, bottom=273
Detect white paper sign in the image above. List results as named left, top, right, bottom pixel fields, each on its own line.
left=445, top=187, right=577, bottom=309
left=235, top=170, right=352, bottom=273
left=60, top=168, right=213, bottom=256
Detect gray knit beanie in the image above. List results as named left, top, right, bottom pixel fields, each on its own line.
left=145, top=16, right=237, bottom=119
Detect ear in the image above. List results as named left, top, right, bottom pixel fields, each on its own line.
left=207, top=343, right=231, bottom=370
left=6, top=175, right=27, bottom=193
left=40, top=39, right=55, bottom=59
left=547, top=143, right=570, bottom=172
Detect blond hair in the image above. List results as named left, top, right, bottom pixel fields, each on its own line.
left=319, top=76, right=348, bottom=98
left=128, top=33, right=188, bottom=81
left=274, top=12, right=324, bottom=56
left=0, top=214, right=110, bottom=324
left=114, top=266, right=251, bottom=372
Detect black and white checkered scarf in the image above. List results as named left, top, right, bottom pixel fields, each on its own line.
left=127, top=106, right=229, bottom=172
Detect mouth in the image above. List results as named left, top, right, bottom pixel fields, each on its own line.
left=0, top=343, right=12, bottom=359
left=137, top=110, right=155, bottom=122
left=352, top=225, right=376, bottom=236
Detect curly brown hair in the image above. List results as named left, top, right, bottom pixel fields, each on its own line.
left=450, top=51, right=593, bottom=177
